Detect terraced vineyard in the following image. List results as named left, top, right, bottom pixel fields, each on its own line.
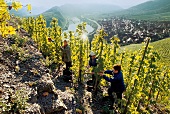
left=1, top=0, right=170, bottom=113
left=121, top=38, right=170, bottom=67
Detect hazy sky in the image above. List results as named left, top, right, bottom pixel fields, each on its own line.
left=8, top=0, right=150, bottom=9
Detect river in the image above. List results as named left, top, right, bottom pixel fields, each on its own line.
left=65, top=17, right=94, bottom=34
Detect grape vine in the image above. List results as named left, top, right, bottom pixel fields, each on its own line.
left=1, top=0, right=169, bottom=113
left=22, top=15, right=170, bottom=113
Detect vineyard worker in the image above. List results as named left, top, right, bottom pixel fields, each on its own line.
left=61, top=39, right=72, bottom=72
left=88, top=51, right=98, bottom=86
left=88, top=51, right=98, bottom=67
left=99, top=64, right=125, bottom=109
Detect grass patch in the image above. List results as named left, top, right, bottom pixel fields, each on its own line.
left=121, top=38, right=170, bottom=67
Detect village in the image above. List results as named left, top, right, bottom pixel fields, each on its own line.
left=97, top=18, right=170, bottom=45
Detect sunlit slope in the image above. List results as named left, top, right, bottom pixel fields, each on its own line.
left=121, top=38, right=170, bottom=67
left=109, top=0, right=170, bottom=21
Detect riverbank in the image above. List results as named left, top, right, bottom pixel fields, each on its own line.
left=80, top=16, right=101, bottom=41
left=64, top=17, right=102, bottom=42
left=65, top=17, right=94, bottom=35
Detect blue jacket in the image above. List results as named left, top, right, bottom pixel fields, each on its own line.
left=103, top=70, right=125, bottom=92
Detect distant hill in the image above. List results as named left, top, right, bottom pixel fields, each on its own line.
left=116, top=0, right=170, bottom=21
left=127, top=0, right=170, bottom=15
left=39, top=3, right=122, bottom=27
left=40, top=6, right=66, bottom=27
left=8, top=5, right=65, bottom=27
left=60, top=3, right=123, bottom=17
left=121, top=38, right=170, bottom=67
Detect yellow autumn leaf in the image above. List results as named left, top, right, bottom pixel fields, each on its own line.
left=8, top=26, right=16, bottom=35
left=135, top=55, right=141, bottom=60
left=12, top=2, right=22, bottom=11
left=76, top=108, right=82, bottom=114
left=27, top=4, right=32, bottom=11
left=15, top=65, right=20, bottom=73
left=1, top=30, right=8, bottom=37
left=28, top=82, right=35, bottom=87
left=17, top=25, right=20, bottom=29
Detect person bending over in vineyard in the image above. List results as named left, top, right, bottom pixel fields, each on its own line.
left=61, top=39, right=72, bottom=78
left=99, top=64, right=125, bottom=109
left=87, top=51, right=98, bottom=87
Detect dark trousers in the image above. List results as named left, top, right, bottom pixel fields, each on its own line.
left=63, top=62, right=72, bottom=76
left=91, top=68, right=96, bottom=86
left=65, top=62, right=72, bottom=71
left=108, top=87, right=123, bottom=107
left=92, top=74, right=95, bottom=84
